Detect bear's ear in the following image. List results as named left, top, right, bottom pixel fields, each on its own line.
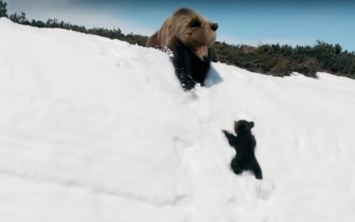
left=210, top=23, right=218, bottom=31
left=249, top=121, right=255, bottom=129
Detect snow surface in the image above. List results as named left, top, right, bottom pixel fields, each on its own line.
left=1, top=18, right=355, bottom=222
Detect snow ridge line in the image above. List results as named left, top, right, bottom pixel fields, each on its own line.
left=0, top=167, right=189, bottom=207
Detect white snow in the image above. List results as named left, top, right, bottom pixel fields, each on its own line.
left=1, top=18, right=355, bottom=222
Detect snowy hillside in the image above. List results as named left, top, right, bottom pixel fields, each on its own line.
left=1, top=18, right=355, bottom=222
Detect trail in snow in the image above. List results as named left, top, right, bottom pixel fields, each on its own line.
left=1, top=18, right=355, bottom=222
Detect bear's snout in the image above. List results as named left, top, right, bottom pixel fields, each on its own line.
left=195, top=46, right=209, bottom=61
left=202, top=55, right=208, bottom=61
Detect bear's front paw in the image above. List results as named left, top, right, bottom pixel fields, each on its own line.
left=222, top=130, right=228, bottom=135
left=255, top=173, right=263, bottom=180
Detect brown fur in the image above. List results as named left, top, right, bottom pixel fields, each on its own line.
left=146, top=8, right=218, bottom=61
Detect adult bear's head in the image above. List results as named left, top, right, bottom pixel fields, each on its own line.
left=173, top=8, right=218, bottom=61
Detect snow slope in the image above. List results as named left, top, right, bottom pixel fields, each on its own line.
left=1, top=18, right=355, bottom=222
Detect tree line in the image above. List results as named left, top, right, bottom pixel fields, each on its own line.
left=1, top=0, right=354, bottom=79
left=214, top=41, right=355, bottom=78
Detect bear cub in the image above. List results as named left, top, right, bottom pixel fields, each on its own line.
left=146, top=8, right=218, bottom=91
left=222, top=120, right=263, bottom=179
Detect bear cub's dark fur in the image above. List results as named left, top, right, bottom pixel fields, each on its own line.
left=222, top=120, right=262, bottom=179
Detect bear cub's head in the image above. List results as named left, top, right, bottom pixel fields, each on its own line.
left=175, top=8, right=218, bottom=61
left=234, top=120, right=254, bottom=134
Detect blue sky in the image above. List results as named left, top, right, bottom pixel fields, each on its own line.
left=6, top=0, right=355, bottom=52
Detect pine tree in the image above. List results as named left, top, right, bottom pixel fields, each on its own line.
left=0, top=0, right=8, bottom=18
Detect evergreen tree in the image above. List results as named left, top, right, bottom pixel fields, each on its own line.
left=0, top=0, right=8, bottom=18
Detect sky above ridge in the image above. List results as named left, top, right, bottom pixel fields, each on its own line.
left=6, top=0, right=355, bottom=52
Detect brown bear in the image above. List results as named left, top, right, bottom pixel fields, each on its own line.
left=222, top=120, right=263, bottom=180
left=146, top=8, right=218, bottom=91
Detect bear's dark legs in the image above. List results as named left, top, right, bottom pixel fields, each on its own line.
left=231, top=158, right=243, bottom=175
left=251, top=160, right=263, bottom=180
left=232, top=165, right=243, bottom=175
left=175, top=57, right=209, bottom=90
left=191, top=55, right=210, bottom=86
left=172, top=44, right=196, bottom=91
left=171, top=40, right=211, bottom=91
left=175, top=68, right=196, bottom=91
left=231, top=157, right=263, bottom=179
